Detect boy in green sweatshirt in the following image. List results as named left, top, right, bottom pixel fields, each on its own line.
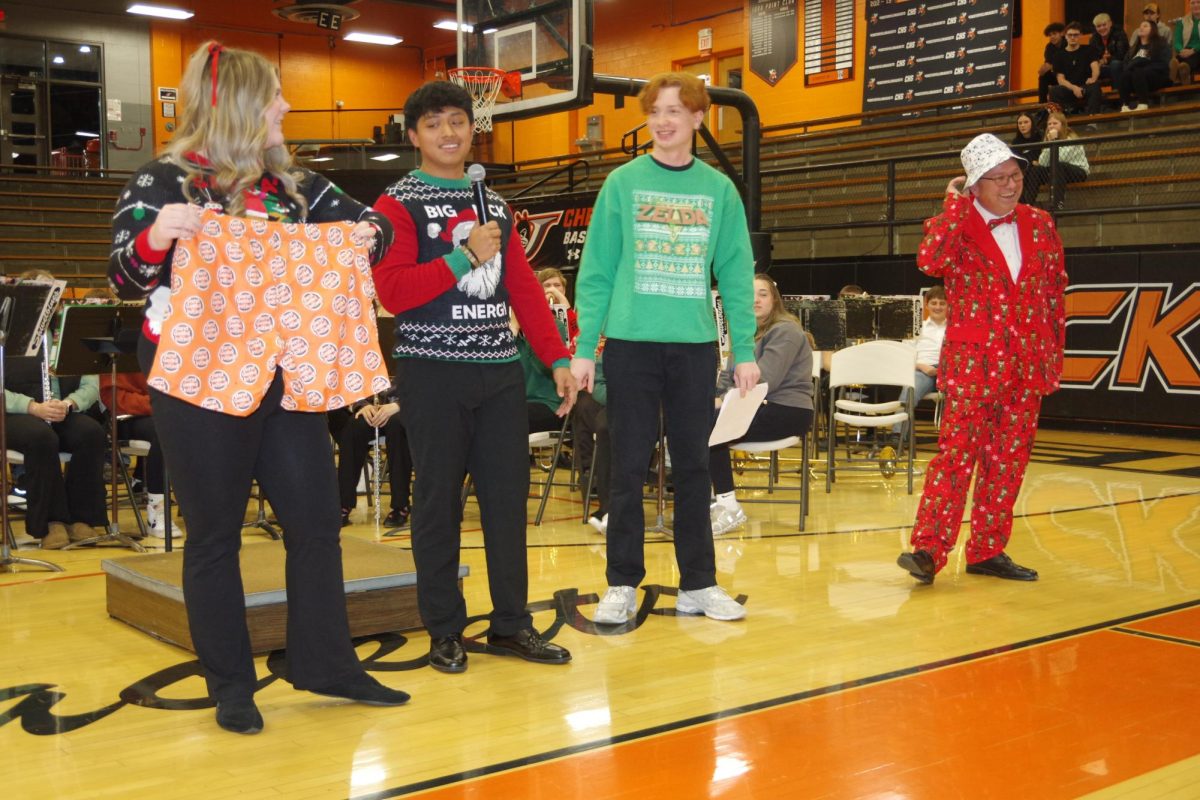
left=571, top=72, right=759, bottom=625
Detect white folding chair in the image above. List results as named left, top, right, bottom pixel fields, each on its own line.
left=733, top=435, right=809, bottom=530
left=826, top=340, right=917, bottom=494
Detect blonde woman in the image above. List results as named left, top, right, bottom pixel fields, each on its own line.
left=109, top=41, right=407, bottom=734
left=1020, top=111, right=1089, bottom=210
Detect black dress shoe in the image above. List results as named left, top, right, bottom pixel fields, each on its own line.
left=215, top=698, right=264, bottom=734
left=966, top=552, right=1038, bottom=581
left=340, top=509, right=352, bottom=527
left=483, top=628, right=571, bottom=664
left=384, top=507, right=410, bottom=528
left=897, top=550, right=936, bottom=585
left=428, top=633, right=467, bottom=673
left=311, top=673, right=410, bottom=706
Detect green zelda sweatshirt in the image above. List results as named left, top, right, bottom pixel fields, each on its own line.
left=574, top=154, right=756, bottom=363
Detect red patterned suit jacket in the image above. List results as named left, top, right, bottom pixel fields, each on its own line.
left=916, top=194, right=1068, bottom=399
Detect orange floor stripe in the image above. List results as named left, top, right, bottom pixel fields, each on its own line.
left=395, top=625, right=1200, bottom=800
left=1125, top=605, right=1200, bottom=643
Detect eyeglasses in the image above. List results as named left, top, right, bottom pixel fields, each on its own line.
left=1066, top=32, right=1081, bottom=37
left=978, top=172, right=1024, bottom=186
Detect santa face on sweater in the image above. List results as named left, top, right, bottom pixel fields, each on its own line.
left=426, top=208, right=503, bottom=300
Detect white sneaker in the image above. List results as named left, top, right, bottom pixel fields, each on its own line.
left=676, top=585, right=746, bottom=621
left=145, top=493, right=166, bottom=538
left=593, top=585, right=637, bottom=624
left=587, top=512, right=608, bottom=536
left=1135, top=103, right=1149, bottom=111
left=1120, top=104, right=1133, bottom=112
left=710, top=504, right=747, bottom=536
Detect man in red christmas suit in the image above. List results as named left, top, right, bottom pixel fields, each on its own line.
left=897, top=133, right=1067, bottom=584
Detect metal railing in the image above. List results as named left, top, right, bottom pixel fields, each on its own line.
left=762, top=125, right=1200, bottom=258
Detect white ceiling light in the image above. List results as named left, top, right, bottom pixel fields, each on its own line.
left=127, top=4, right=195, bottom=19
left=52, top=55, right=65, bottom=64
left=370, top=153, right=402, bottom=162
left=434, top=20, right=474, bottom=32
left=75, top=131, right=100, bottom=137
left=79, top=46, right=92, bottom=53
left=307, top=156, right=334, bottom=162
left=344, top=32, right=403, bottom=46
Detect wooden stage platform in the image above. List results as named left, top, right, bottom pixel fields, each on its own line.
left=101, top=537, right=457, bottom=653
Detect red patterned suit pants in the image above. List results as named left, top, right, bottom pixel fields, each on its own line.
left=910, top=384, right=1042, bottom=572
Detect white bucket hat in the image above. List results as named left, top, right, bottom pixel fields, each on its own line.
left=961, top=133, right=1026, bottom=188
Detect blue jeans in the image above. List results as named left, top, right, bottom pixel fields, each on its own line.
left=893, top=369, right=937, bottom=437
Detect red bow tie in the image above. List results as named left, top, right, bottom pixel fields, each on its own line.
left=987, top=212, right=1017, bottom=229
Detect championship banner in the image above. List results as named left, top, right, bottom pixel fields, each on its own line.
left=863, top=0, right=1014, bottom=114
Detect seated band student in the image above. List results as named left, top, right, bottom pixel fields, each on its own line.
left=537, top=267, right=579, bottom=353
left=329, top=381, right=412, bottom=529
left=517, top=311, right=572, bottom=435
left=710, top=274, right=814, bottom=536
left=891, top=286, right=947, bottom=448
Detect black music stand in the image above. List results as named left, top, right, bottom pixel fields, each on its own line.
left=53, top=304, right=146, bottom=552
left=0, top=297, right=64, bottom=572
left=647, top=409, right=672, bottom=539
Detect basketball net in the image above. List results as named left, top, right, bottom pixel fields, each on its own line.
left=448, top=67, right=505, bottom=133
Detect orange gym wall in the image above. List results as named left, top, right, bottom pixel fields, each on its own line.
left=492, top=0, right=1065, bottom=164
left=143, top=1, right=1067, bottom=163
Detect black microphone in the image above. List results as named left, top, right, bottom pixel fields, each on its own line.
left=467, top=162, right=489, bottom=225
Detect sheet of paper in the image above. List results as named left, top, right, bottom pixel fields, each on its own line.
left=708, top=383, right=770, bottom=446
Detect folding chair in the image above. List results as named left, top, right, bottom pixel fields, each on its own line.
left=826, top=340, right=917, bottom=494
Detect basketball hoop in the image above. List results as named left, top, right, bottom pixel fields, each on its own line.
left=449, top=66, right=506, bottom=133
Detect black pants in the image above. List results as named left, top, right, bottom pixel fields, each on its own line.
left=572, top=391, right=610, bottom=514
left=1038, top=70, right=1057, bottom=103
left=1049, top=82, right=1102, bottom=115
left=1118, top=63, right=1171, bottom=107
left=118, top=415, right=164, bottom=494
left=527, top=401, right=561, bottom=434
left=332, top=411, right=412, bottom=512
left=710, top=404, right=812, bottom=495
left=395, top=358, right=532, bottom=639
left=1021, top=162, right=1087, bottom=206
left=140, top=335, right=365, bottom=703
left=7, top=412, right=107, bottom=538
left=604, top=339, right=717, bottom=591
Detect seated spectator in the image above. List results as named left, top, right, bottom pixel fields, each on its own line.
left=1010, top=112, right=1044, bottom=168
left=1134, top=3, right=1189, bottom=85
left=1021, top=111, right=1089, bottom=210
left=1174, top=0, right=1200, bottom=83
left=537, top=267, right=579, bottom=353
left=1120, top=20, right=1174, bottom=111
left=1091, top=13, right=1128, bottom=89
left=892, top=286, right=947, bottom=447
left=1039, top=23, right=1067, bottom=104
left=1050, top=22, right=1102, bottom=117
left=5, top=358, right=108, bottom=550
left=709, top=274, right=814, bottom=536
left=572, top=347, right=611, bottom=535
left=517, top=314, right=572, bottom=436
left=330, top=385, right=412, bottom=529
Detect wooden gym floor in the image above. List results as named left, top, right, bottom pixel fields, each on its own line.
left=1, top=424, right=1198, bottom=799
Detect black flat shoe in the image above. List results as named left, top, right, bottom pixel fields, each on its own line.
left=429, top=633, right=467, bottom=673
left=215, top=698, right=263, bottom=734
left=340, top=509, right=352, bottom=527
left=966, top=552, right=1038, bottom=581
left=384, top=507, right=410, bottom=528
left=897, top=550, right=936, bottom=585
left=484, top=628, right=571, bottom=664
left=311, top=674, right=410, bottom=706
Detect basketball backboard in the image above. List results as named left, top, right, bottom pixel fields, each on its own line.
left=456, top=0, right=593, bottom=123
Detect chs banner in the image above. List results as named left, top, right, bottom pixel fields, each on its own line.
left=509, top=195, right=596, bottom=275
left=863, top=0, right=1013, bottom=113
